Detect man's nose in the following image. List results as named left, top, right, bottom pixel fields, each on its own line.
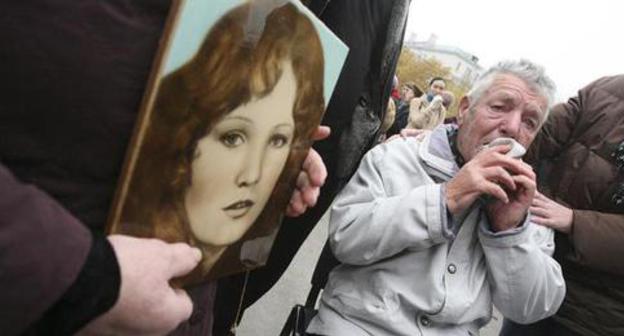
left=499, top=111, right=522, bottom=139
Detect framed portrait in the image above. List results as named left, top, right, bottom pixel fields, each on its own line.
left=107, top=0, right=348, bottom=286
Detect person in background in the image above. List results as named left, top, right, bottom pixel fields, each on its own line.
left=307, top=59, right=565, bottom=336
left=500, top=75, right=624, bottom=336
left=386, top=81, right=422, bottom=136
left=406, top=89, right=455, bottom=130
left=424, top=76, right=447, bottom=103
left=441, top=90, right=455, bottom=111
left=391, top=75, right=401, bottom=102
left=401, top=81, right=422, bottom=104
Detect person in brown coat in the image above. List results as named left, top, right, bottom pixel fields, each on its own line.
left=501, top=75, right=624, bottom=336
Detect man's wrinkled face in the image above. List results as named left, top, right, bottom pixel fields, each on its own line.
left=456, top=74, right=548, bottom=161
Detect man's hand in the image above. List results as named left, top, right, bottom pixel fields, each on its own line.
left=286, top=126, right=330, bottom=217
left=78, top=236, right=202, bottom=336
left=485, top=162, right=536, bottom=232
left=530, top=191, right=573, bottom=233
left=446, top=144, right=536, bottom=231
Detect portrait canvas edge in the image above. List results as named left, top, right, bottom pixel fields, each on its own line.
left=106, top=0, right=186, bottom=233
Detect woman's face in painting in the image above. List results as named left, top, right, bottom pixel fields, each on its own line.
left=184, top=63, right=297, bottom=247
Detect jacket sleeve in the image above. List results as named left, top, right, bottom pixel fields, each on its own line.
left=0, top=164, right=94, bottom=334
left=328, top=146, right=450, bottom=266
left=479, top=218, right=566, bottom=324
left=525, top=99, right=581, bottom=164
left=570, top=210, right=624, bottom=275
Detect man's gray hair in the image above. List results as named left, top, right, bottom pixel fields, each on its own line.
left=467, top=59, right=556, bottom=120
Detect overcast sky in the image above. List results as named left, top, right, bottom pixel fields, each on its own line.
left=406, top=0, right=624, bottom=102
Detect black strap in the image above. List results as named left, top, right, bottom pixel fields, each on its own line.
left=305, top=282, right=322, bottom=308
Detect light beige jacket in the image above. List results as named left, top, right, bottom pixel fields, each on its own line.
left=407, top=95, right=446, bottom=130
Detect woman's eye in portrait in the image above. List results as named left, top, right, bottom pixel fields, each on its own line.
left=268, top=133, right=291, bottom=148
left=220, top=130, right=246, bottom=148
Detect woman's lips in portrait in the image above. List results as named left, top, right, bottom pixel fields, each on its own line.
left=223, top=200, right=255, bottom=219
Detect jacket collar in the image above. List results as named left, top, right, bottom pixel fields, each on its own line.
left=418, top=124, right=460, bottom=180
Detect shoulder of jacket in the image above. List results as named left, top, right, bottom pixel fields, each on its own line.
left=371, top=137, right=420, bottom=165
left=583, top=75, right=624, bottom=98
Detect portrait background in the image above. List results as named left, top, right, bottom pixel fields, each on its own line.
left=163, top=0, right=347, bottom=103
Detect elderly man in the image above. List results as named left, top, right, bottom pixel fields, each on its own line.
left=306, top=60, right=566, bottom=336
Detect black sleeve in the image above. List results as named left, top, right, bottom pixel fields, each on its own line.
left=26, top=232, right=121, bottom=336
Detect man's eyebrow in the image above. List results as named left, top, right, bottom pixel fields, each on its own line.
left=491, top=92, right=518, bottom=102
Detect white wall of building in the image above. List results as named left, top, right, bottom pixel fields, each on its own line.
left=413, top=50, right=479, bottom=84
left=405, top=35, right=482, bottom=86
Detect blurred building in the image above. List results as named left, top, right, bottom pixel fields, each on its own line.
left=405, top=33, right=482, bottom=86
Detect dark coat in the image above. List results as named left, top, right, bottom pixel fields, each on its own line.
left=525, top=75, right=624, bottom=336
left=385, top=100, right=411, bottom=136
left=1, top=1, right=214, bottom=335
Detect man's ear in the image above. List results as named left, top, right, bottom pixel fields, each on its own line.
left=456, top=96, right=470, bottom=126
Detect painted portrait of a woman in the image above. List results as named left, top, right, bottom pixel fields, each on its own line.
left=109, top=1, right=325, bottom=285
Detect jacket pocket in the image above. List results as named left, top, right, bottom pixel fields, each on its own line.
left=328, top=278, right=400, bottom=320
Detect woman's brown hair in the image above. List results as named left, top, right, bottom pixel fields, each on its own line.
left=118, top=2, right=324, bottom=277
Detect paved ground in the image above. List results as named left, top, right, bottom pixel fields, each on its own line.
left=237, top=212, right=502, bottom=336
